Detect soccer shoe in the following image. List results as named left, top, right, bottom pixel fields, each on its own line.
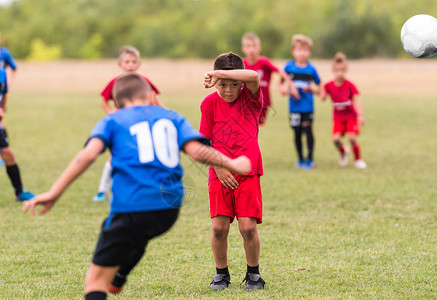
left=242, top=273, right=265, bottom=290
left=303, top=159, right=315, bottom=169
left=109, top=273, right=126, bottom=295
left=15, top=190, right=35, bottom=201
left=338, top=146, right=350, bottom=167
left=0, top=159, right=5, bottom=167
left=294, top=159, right=305, bottom=169
left=354, top=159, right=367, bottom=169
left=210, top=274, right=231, bottom=290
left=93, top=192, right=107, bottom=202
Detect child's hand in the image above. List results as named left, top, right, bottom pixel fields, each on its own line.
left=290, top=85, right=300, bottom=99
left=358, top=115, right=365, bottom=125
left=204, top=71, right=219, bottom=88
left=0, top=108, right=4, bottom=120
left=22, top=192, right=58, bottom=216
left=214, top=167, right=239, bottom=189
left=229, top=155, right=251, bottom=175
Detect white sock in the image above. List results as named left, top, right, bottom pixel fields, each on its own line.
left=98, top=160, right=112, bottom=194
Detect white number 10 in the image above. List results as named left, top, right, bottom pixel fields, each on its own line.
left=129, top=119, right=179, bottom=168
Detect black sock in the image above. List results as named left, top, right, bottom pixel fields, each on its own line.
left=303, top=125, right=314, bottom=160
left=247, top=264, right=259, bottom=274
left=216, top=266, right=230, bottom=277
left=84, top=291, right=107, bottom=300
left=6, top=164, right=23, bottom=196
left=293, top=126, right=303, bottom=161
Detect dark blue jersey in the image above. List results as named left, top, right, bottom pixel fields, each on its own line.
left=89, top=105, right=207, bottom=213
left=284, top=60, right=321, bottom=113
left=0, top=47, right=16, bottom=89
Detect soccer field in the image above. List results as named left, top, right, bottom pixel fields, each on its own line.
left=0, top=59, right=436, bottom=299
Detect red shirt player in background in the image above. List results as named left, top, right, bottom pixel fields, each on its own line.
left=321, top=52, right=367, bottom=169
left=241, top=33, right=298, bottom=125
left=93, top=45, right=164, bottom=202
left=200, top=52, right=265, bottom=290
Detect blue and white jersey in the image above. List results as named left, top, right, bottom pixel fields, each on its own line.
left=89, top=105, right=207, bottom=213
left=0, top=47, right=17, bottom=86
left=284, top=60, right=321, bottom=113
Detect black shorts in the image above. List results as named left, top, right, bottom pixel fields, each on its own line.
left=92, top=208, right=179, bottom=267
left=289, top=112, right=314, bottom=128
left=0, top=129, right=9, bottom=148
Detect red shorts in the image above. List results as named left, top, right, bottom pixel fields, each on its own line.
left=208, top=175, right=262, bottom=224
left=332, top=119, right=360, bottom=136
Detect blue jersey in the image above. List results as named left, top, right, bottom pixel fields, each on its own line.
left=89, top=105, right=207, bottom=213
left=284, top=60, right=321, bottom=113
left=0, top=48, right=17, bottom=90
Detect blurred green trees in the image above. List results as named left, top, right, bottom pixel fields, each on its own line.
left=0, top=0, right=436, bottom=59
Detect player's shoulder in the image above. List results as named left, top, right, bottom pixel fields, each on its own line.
left=306, top=61, right=319, bottom=70
left=0, top=47, right=11, bottom=55
left=324, top=80, right=335, bottom=87
left=201, top=92, right=218, bottom=105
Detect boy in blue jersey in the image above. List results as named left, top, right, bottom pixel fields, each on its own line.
left=279, top=34, right=322, bottom=169
left=23, top=73, right=251, bottom=300
left=0, top=33, right=17, bottom=166
left=0, top=34, right=35, bottom=201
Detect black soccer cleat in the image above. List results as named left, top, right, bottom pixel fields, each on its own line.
left=242, top=273, right=265, bottom=290
left=210, top=273, right=231, bottom=290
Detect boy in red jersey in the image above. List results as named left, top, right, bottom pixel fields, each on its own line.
left=93, top=45, right=164, bottom=202
left=241, top=33, right=299, bottom=125
left=200, top=52, right=265, bottom=290
left=321, top=52, right=367, bottom=169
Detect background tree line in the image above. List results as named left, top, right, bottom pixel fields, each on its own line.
left=1, top=0, right=436, bottom=60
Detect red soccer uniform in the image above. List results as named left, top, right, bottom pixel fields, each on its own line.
left=101, top=74, right=160, bottom=104
left=324, top=80, right=359, bottom=122
left=200, top=85, right=264, bottom=223
left=200, top=85, right=263, bottom=181
left=324, top=79, right=360, bottom=135
left=243, top=56, right=278, bottom=107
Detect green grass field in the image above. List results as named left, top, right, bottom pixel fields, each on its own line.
left=1, top=86, right=436, bottom=299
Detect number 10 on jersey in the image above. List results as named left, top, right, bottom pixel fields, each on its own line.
left=130, top=119, right=179, bottom=168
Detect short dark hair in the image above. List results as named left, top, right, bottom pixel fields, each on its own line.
left=113, top=73, right=152, bottom=108
left=213, top=52, right=245, bottom=70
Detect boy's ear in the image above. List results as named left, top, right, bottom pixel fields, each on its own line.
left=148, top=91, right=157, bottom=105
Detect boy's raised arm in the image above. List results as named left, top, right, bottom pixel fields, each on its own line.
left=22, top=138, right=105, bottom=216
left=204, top=69, right=260, bottom=97
left=184, top=140, right=251, bottom=175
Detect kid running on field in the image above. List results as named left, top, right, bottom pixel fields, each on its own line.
left=93, top=45, right=163, bottom=202
left=0, top=34, right=35, bottom=201
left=321, top=52, right=367, bottom=169
left=241, top=32, right=299, bottom=125
left=279, top=34, right=322, bottom=169
left=23, top=73, right=251, bottom=299
left=200, top=52, right=265, bottom=290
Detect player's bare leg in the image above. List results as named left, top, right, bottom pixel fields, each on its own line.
left=211, top=216, right=230, bottom=268
left=210, top=216, right=231, bottom=290
left=238, top=217, right=260, bottom=266
left=85, top=264, right=119, bottom=296
left=348, top=133, right=366, bottom=169
left=333, top=133, right=349, bottom=166
left=238, top=217, right=264, bottom=290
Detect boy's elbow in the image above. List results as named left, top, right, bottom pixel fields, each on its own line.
left=248, top=70, right=259, bottom=81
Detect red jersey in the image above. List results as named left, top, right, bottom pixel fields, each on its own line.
left=324, top=79, right=359, bottom=122
left=101, top=74, right=160, bottom=102
left=243, top=56, right=278, bottom=106
left=200, top=86, right=263, bottom=182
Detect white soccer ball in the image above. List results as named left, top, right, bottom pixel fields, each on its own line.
left=401, top=14, right=437, bottom=58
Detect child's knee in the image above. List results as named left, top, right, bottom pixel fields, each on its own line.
left=239, top=222, right=257, bottom=240
left=0, top=147, right=16, bottom=165
left=211, top=222, right=230, bottom=239
left=348, top=134, right=357, bottom=145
